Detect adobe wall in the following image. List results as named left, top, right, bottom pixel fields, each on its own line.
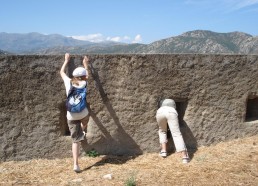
left=0, top=54, right=258, bottom=161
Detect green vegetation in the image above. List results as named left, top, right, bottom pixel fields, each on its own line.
left=86, top=149, right=99, bottom=157
left=125, top=175, right=136, bottom=186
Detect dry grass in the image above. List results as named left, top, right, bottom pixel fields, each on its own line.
left=1, top=135, right=258, bottom=186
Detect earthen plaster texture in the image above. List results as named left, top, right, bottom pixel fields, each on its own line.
left=0, top=54, right=257, bottom=161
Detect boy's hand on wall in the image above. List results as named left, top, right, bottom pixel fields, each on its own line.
left=65, top=53, right=70, bottom=62
left=83, top=56, right=90, bottom=67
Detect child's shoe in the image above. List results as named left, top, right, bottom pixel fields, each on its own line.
left=159, top=151, right=167, bottom=158
left=73, top=165, right=81, bottom=173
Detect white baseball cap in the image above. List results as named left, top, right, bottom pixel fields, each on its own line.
left=72, top=67, right=87, bottom=77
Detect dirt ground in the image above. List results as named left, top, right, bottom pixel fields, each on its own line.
left=0, top=135, right=258, bottom=186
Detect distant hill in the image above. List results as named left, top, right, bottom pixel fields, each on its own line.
left=1, top=30, right=258, bottom=54
left=0, top=32, right=92, bottom=53
left=33, top=43, right=145, bottom=55
left=0, top=49, right=10, bottom=55
left=131, top=30, right=258, bottom=54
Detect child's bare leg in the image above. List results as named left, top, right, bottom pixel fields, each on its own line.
left=81, top=115, right=89, bottom=131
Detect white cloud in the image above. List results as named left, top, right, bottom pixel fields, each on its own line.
left=132, top=34, right=142, bottom=43
left=230, top=0, right=258, bottom=10
left=106, top=35, right=132, bottom=42
left=106, top=36, right=121, bottom=42
left=71, top=33, right=104, bottom=42
left=184, top=0, right=258, bottom=11
left=71, top=34, right=142, bottom=43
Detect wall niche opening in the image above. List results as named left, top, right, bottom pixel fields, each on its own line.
left=59, top=102, right=70, bottom=136
left=175, top=100, right=188, bottom=126
left=245, top=96, right=258, bottom=122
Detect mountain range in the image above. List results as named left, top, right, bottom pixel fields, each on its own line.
left=0, top=49, right=8, bottom=54
left=0, top=30, right=258, bottom=54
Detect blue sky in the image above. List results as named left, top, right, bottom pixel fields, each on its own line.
left=1, top=0, right=258, bottom=44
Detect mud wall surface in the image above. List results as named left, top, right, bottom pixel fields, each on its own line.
left=0, top=54, right=258, bottom=161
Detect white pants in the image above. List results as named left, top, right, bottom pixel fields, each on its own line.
left=156, top=106, right=187, bottom=152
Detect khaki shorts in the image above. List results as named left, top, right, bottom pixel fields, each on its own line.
left=67, top=116, right=88, bottom=143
